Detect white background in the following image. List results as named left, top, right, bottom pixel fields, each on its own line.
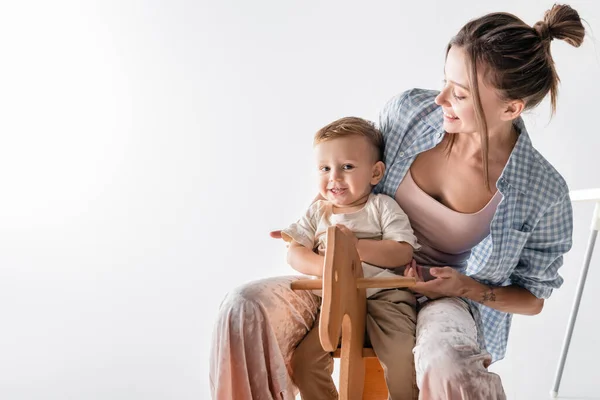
left=1, top=1, right=599, bottom=399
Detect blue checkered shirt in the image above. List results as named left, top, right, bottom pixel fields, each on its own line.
left=374, top=89, right=574, bottom=362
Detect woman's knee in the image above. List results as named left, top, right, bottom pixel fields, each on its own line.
left=414, top=338, right=493, bottom=389
left=415, top=346, right=455, bottom=381
left=415, top=334, right=473, bottom=383
left=215, top=276, right=318, bottom=341
left=416, top=349, right=502, bottom=399
left=214, top=279, right=276, bottom=335
left=219, top=277, right=294, bottom=314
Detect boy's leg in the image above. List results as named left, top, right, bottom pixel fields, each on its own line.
left=366, top=289, right=419, bottom=400
left=291, top=313, right=338, bottom=400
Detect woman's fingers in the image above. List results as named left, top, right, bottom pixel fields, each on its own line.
left=429, top=266, right=455, bottom=278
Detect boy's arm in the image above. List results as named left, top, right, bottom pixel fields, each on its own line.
left=286, top=241, right=325, bottom=277
left=356, top=240, right=413, bottom=268
left=357, top=194, right=418, bottom=268
left=336, top=224, right=413, bottom=268
left=270, top=194, right=324, bottom=239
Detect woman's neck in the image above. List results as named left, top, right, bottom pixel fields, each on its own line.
left=451, top=122, right=518, bottom=162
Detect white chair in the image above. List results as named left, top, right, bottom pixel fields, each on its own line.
left=551, top=188, right=600, bottom=398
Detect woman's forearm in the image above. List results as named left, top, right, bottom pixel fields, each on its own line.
left=356, top=240, right=413, bottom=268
left=462, top=278, right=544, bottom=315
left=287, top=243, right=324, bottom=277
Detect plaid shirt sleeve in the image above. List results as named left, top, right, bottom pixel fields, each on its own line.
left=510, top=192, right=574, bottom=299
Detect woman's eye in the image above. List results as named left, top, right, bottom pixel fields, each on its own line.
left=452, top=90, right=465, bottom=101
left=342, top=164, right=354, bottom=170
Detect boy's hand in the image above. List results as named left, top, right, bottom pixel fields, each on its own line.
left=269, top=230, right=283, bottom=239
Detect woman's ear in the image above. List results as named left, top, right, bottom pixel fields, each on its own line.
left=501, top=99, right=525, bottom=121
left=371, top=161, right=385, bottom=185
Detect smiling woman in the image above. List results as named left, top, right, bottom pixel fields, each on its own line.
left=209, top=4, right=585, bottom=400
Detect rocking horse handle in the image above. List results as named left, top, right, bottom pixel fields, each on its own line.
left=319, top=226, right=370, bottom=400
left=319, top=226, right=364, bottom=352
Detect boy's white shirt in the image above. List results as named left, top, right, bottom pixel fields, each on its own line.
left=282, top=193, right=420, bottom=297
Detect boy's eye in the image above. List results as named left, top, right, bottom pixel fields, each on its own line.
left=320, top=166, right=330, bottom=172
left=342, top=164, right=354, bottom=170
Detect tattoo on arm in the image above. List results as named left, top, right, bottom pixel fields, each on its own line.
left=481, top=286, right=497, bottom=304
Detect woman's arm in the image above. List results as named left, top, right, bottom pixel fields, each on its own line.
left=462, top=278, right=544, bottom=316
left=410, top=267, right=544, bottom=315
left=473, top=192, right=573, bottom=315
left=411, top=192, right=573, bottom=316
left=286, top=241, right=324, bottom=277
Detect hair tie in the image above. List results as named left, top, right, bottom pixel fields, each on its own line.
left=534, top=21, right=552, bottom=42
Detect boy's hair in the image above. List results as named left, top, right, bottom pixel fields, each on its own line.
left=313, top=117, right=384, bottom=162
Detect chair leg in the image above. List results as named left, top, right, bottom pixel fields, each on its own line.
left=551, top=226, right=599, bottom=398
left=363, top=357, right=388, bottom=400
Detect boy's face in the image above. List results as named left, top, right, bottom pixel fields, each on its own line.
left=314, top=135, right=384, bottom=208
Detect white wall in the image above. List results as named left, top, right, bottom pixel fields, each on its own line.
left=0, top=1, right=599, bottom=399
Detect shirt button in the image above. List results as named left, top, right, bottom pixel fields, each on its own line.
left=399, top=152, right=405, bottom=157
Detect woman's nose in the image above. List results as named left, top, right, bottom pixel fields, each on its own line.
left=434, top=90, right=448, bottom=106
left=435, top=86, right=448, bottom=106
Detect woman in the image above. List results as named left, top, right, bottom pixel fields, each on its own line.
left=210, top=4, right=584, bottom=399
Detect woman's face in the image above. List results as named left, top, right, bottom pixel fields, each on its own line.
left=435, top=46, right=508, bottom=135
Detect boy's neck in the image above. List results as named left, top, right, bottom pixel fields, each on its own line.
left=331, top=193, right=371, bottom=214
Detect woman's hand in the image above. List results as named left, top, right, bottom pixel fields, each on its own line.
left=410, top=266, right=470, bottom=299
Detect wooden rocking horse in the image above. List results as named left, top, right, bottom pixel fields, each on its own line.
left=291, top=225, right=416, bottom=400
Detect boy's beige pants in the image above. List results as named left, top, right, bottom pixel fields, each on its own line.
left=292, top=288, right=418, bottom=399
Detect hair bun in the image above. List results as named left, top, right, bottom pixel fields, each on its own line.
left=533, top=21, right=552, bottom=41
left=534, top=4, right=585, bottom=47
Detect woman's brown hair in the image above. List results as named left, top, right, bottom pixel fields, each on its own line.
left=446, top=4, right=585, bottom=188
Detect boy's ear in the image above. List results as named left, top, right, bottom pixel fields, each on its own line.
left=371, top=161, right=385, bottom=185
